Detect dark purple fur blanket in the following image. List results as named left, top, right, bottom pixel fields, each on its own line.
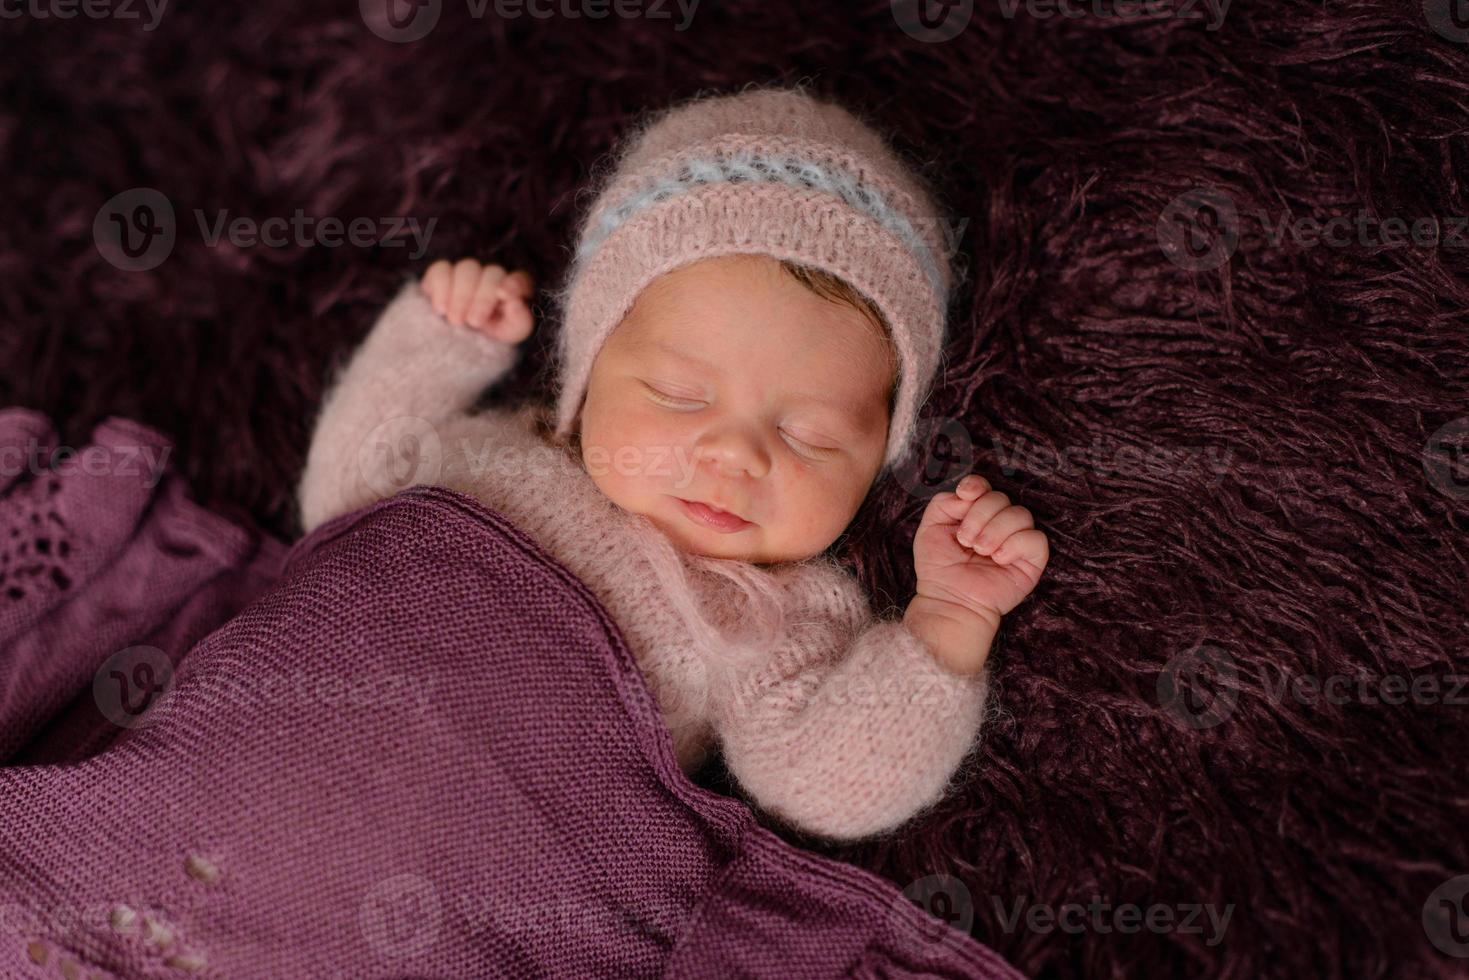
left=2, top=0, right=1468, bottom=977
left=0, top=410, right=1020, bottom=978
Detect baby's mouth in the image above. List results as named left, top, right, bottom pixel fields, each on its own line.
left=671, top=496, right=753, bottom=533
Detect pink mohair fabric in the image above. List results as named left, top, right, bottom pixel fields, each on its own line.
left=295, top=282, right=990, bottom=843
left=547, top=84, right=958, bottom=474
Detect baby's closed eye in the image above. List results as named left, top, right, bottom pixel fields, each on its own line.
left=639, top=382, right=844, bottom=460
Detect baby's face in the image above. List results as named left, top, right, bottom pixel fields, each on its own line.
left=577, top=253, right=894, bottom=564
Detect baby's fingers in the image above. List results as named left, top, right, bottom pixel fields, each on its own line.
left=955, top=491, right=1011, bottom=547
left=465, top=265, right=509, bottom=329
left=446, top=260, right=484, bottom=325
left=490, top=293, right=534, bottom=344
left=955, top=474, right=989, bottom=500
left=970, top=503, right=1033, bottom=556
left=421, top=260, right=453, bottom=313
left=992, top=528, right=1049, bottom=571
left=500, top=270, right=534, bottom=300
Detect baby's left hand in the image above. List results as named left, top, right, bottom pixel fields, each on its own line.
left=912, top=474, right=1049, bottom=625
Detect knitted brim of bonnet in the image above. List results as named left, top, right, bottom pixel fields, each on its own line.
left=548, top=83, right=956, bottom=473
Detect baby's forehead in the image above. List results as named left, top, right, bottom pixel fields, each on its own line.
left=622, top=294, right=886, bottom=362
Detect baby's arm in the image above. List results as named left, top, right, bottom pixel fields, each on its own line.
left=903, top=474, right=1049, bottom=674
left=714, top=474, right=1048, bottom=842
left=296, top=260, right=534, bottom=534
left=714, top=612, right=991, bottom=843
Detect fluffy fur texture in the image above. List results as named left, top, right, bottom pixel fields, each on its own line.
left=1, top=1, right=1465, bottom=977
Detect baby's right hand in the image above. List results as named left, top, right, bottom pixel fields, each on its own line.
left=420, top=259, right=535, bottom=345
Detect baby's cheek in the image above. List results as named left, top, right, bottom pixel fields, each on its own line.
left=779, top=479, right=833, bottom=538
left=818, top=471, right=869, bottom=532
left=586, top=395, right=647, bottom=459
left=629, top=413, right=702, bottom=480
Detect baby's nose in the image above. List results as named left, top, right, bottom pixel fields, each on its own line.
left=694, top=429, right=771, bottom=479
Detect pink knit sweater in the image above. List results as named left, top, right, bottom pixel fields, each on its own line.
left=296, top=282, right=990, bottom=842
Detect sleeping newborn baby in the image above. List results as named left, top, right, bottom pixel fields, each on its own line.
left=296, top=85, right=1048, bottom=843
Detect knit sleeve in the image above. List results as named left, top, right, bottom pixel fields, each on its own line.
left=711, top=581, right=991, bottom=844
left=295, top=279, right=521, bottom=535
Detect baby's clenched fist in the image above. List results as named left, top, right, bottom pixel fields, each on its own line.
left=912, top=474, right=1049, bottom=624
left=421, top=259, right=535, bottom=345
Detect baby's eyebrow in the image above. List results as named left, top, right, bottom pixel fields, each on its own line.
left=641, top=339, right=718, bottom=372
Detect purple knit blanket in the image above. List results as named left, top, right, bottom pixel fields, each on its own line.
left=0, top=407, right=1021, bottom=979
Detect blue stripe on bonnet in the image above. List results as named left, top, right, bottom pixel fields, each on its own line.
left=573, top=149, right=948, bottom=305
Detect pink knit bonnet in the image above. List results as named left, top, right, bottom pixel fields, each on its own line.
left=547, top=83, right=957, bottom=473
